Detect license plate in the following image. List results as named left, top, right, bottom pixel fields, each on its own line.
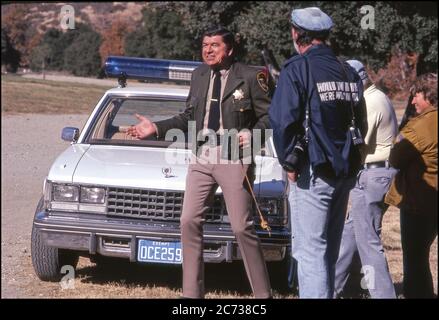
left=137, top=240, right=182, bottom=264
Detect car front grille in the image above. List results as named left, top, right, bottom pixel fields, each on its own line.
left=107, top=187, right=225, bottom=222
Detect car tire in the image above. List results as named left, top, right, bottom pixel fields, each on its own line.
left=31, top=197, right=79, bottom=281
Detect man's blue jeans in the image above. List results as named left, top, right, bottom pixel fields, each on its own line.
left=289, top=163, right=355, bottom=298
left=334, top=167, right=397, bottom=298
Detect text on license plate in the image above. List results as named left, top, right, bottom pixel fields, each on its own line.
left=137, top=240, right=182, bottom=264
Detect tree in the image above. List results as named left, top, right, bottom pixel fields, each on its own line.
left=28, top=43, right=51, bottom=77
left=314, top=1, right=437, bottom=73
left=124, top=29, right=156, bottom=59
left=235, top=2, right=294, bottom=65
left=157, top=1, right=436, bottom=97
left=29, top=23, right=91, bottom=72
left=63, top=29, right=102, bottom=76
left=99, top=20, right=131, bottom=64
left=2, top=4, right=37, bottom=67
left=170, top=1, right=251, bottom=60
left=171, top=1, right=250, bottom=40
left=29, top=23, right=102, bottom=76
left=1, top=27, right=20, bottom=72
left=125, top=5, right=194, bottom=60
left=29, top=29, right=64, bottom=71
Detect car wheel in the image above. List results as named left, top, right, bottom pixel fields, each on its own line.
left=31, top=197, right=79, bottom=281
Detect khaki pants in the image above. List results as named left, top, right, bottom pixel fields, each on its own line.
left=180, top=146, right=271, bottom=298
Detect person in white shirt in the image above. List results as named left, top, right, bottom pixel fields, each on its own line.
left=334, top=59, right=398, bottom=298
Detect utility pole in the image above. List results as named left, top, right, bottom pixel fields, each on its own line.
left=42, top=57, right=45, bottom=80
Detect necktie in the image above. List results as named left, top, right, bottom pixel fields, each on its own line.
left=207, top=71, right=221, bottom=132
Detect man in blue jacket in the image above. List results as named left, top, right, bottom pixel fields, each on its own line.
left=269, top=7, right=366, bottom=298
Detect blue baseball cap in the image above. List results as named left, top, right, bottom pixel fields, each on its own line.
left=346, top=59, right=369, bottom=85
left=291, top=7, right=333, bottom=32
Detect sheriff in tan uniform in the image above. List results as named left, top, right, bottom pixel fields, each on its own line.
left=127, top=26, right=272, bottom=299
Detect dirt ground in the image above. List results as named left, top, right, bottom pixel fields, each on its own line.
left=0, top=114, right=280, bottom=298
left=1, top=74, right=437, bottom=298
left=2, top=113, right=437, bottom=299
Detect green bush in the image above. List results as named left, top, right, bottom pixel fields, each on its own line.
left=2, top=27, right=20, bottom=72
left=63, top=30, right=102, bottom=76
left=125, top=5, right=194, bottom=60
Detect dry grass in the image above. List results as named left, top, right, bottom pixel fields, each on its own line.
left=22, top=209, right=433, bottom=299
left=382, top=207, right=438, bottom=298
left=1, top=74, right=112, bottom=114
left=3, top=74, right=436, bottom=298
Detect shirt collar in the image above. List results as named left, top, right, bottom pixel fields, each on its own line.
left=211, top=68, right=230, bottom=78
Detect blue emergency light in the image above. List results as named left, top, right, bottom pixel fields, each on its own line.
left=104, top=56, right=202, bottom=86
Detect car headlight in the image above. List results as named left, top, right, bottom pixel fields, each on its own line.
left=257, top=198, right=287, bottom=227
left=80, top=187, right=106, bottom=204
left=52, top=184, right=79, bottom=202
left=259, top=198, right=280, bottom=216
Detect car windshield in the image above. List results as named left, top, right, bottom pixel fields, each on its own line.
left=86, top=96, right=188, bottom=148
left=85, top=94, right=275, bottom=156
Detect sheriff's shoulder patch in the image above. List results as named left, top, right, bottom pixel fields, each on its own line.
left=256, top=71, right=269, bottom=93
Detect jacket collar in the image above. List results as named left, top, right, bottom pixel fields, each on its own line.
left=222, top=62, right=244, bottom=102
left=419, top=106, right=437, bottom=117
left=198, top=62, right=245, bottom=103
left=197, top=65, right=211, bottom=103
left=303, top=43, right=333, bottom=57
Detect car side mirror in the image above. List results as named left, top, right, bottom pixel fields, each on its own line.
left=62, top=127, right=79, bottom=142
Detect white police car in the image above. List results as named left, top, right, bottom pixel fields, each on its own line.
left=31, top=56, right=291, bottom=287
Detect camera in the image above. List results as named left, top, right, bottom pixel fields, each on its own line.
left=282, top=137, right=307, bottom=172
left=349, top=126, right=364, bottom=146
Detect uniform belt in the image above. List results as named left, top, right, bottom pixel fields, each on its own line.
left=364, top=160, right=389, bottom=169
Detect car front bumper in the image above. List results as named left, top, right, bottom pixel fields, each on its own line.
left=33, top=210, right=290, bottom=263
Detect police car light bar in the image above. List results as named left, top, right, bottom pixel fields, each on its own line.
left=105, top=56, right=202, bottom=85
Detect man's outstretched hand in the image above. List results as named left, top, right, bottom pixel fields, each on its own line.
left=126, top=114, right=157, bottom=139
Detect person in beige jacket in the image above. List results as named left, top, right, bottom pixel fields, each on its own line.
left=385, top=73, right=438, bottom=298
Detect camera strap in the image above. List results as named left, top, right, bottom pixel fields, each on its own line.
left=302, top=56, right=312, bottom=145
left=337, top=58, right=357, bottom=128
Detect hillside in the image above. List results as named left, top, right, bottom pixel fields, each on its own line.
left=1, top=2, right=146, bottom=34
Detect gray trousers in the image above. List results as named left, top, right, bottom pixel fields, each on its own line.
left=290, top=162, right=355, bottom=298
left=335, top=167, right=397, bottom=298
left=180, top=147, right=271, bottom=298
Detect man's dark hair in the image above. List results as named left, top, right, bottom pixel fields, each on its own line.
left=202, top=26, right=235, bottom=51
left=292, top=25, right=330, bottom=46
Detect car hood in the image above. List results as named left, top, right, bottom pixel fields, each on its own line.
left=48, top=144, right=91, bottom=183
left=49, top=144, right=286, bottom=197
left=72, top=145, right=190, bottom=190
